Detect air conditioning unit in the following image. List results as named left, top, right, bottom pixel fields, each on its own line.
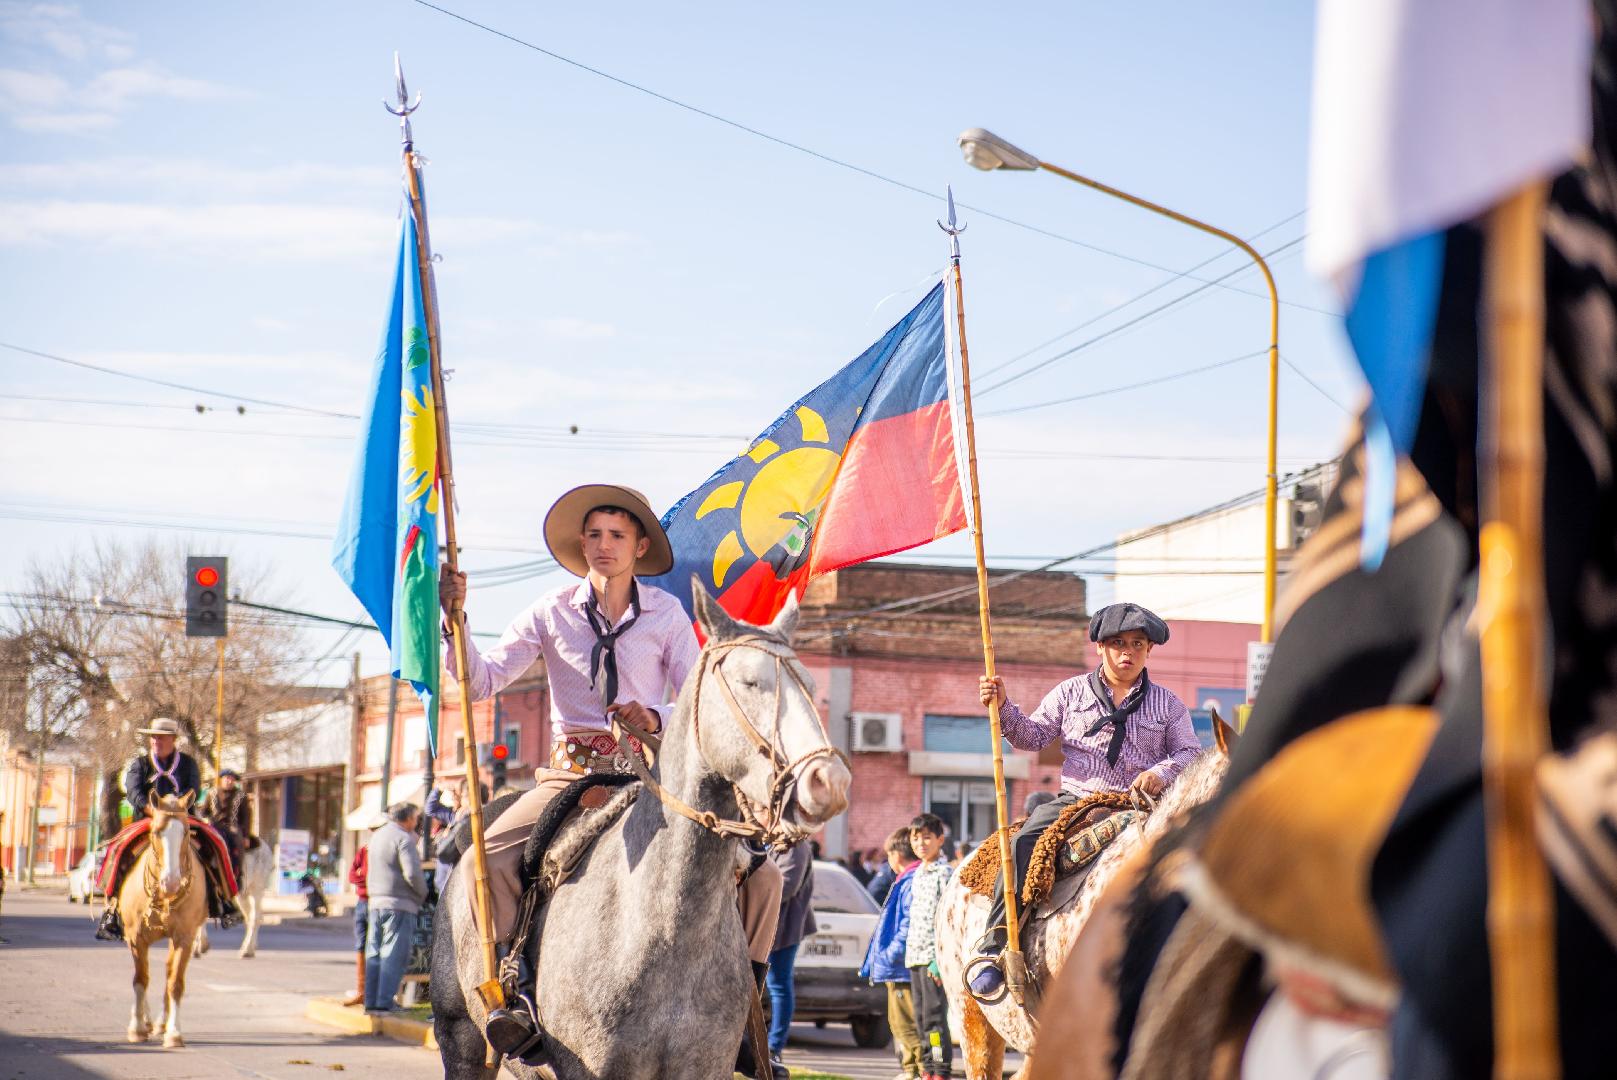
left=851, top=712, right=903, bottom=752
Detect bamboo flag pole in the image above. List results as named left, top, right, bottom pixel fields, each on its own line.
left=941, top=189, right=1034, bottom=1008
left=1479, top=179, right=1557, bottom=1079
left=388, top=56, right=505, bottom=1016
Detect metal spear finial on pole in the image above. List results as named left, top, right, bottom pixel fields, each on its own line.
left=384, top=51, right=422, bottom=147
left=942, top=188, right=1035, bottom=1010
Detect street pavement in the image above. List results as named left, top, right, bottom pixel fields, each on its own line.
left=0, top=884, right=1007, bottom=1079
left=0, top=885, right=438, bottom=1080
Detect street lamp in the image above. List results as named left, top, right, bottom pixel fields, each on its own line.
left=958, top=128, right=1283, bottom=642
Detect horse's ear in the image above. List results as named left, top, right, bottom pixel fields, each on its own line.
left=180, top=791, right=196, bottom=810
left=1210, top=705, right=1239, bottom=756
left=769, top=592, right=800, bottom=644
left=692, top=576, right=741, bottom=642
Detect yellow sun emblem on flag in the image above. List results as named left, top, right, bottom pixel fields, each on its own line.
left=696, top=405, right=840, bottom=588
left=401, top=384, right=439, bottom=514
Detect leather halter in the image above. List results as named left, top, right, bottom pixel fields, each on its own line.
left=611, top=634, right=848, bottom=849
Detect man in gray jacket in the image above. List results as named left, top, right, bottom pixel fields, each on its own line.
left=364, top=802, right=426, bottom=1012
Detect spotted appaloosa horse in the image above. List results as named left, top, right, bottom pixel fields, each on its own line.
left=935, top=744, right=1231, bottom=1080
left=119, top=792, right=210, bottom=1048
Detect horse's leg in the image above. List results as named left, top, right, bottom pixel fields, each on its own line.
left=960, top=988, right=1006, bottom=1080
left=194, top=923, right=209, bottom=956
left=163, top=935, right=192, bottom=1047
left=128, top=938, right=151, bottom=1042
left=239, top=891, right=258, bottom=958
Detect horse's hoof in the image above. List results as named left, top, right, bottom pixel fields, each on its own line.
left=163, top=1033, right=184, bottom=1048
left=127, top=1029, right=148, bottom=1043
left=239, top=949, right=254, bottom=958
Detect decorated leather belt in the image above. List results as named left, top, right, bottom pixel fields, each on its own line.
left=552, top=731, right=644, bottom=776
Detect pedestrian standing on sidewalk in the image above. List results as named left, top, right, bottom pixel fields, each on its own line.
left=860, top=827, right=923, bottom=1080
left=364, top=802, right=426, bottom=1013
left=905, top=812, right=954, bottom=1080
left=765, top=838, right=817, bottom=1079
left=342, top=820, right=377, bottom=1008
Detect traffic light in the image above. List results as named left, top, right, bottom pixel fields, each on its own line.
left=185, top=556, right=229, bottom=638
left=489, top=739, right=510, bottom=790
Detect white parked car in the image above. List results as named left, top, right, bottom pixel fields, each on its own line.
left=67, top=845, right=107, bottom=903
left=790, top=859, right=891, bottom=1048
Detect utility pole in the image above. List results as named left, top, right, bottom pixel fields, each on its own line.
left=342, top=651, right=362, bottom=873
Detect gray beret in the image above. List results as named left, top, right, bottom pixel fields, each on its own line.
left=1088, top=602, right=1169, bottom=645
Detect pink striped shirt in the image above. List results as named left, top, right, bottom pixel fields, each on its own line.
left=447, top=580, right=700, bottom=743
left=998, top=671, right=1201, bottom=796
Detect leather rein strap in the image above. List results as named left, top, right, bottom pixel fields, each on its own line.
left=611, top=635, right=848, bottom=850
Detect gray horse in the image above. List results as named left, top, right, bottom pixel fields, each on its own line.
left=431, top=584, right=852, bottom=1079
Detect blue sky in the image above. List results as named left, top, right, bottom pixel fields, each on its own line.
left=0, top=1, right=1359, bottom=684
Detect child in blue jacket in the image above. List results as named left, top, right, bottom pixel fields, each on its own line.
left=860, top=827, right=922, bottom=1079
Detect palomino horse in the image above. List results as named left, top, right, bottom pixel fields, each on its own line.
left=936, top=738, right=1231, bottom=1080
left=194, top=840, right=272, bottom=958
left=119, top=792, right=209, bottom=1048
left=432, top=584, right=852, bottom=1079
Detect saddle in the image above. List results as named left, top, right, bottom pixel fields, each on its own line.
left=98, top=816, right=242, bottom=924
left=956, top=791, right=1139, bottom=910
left=502, top=776, right=642, bottom=994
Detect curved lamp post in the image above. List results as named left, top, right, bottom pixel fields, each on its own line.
left=958, top=128, right=1282, bottom=642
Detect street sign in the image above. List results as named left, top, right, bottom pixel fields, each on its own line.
left=1246, top=641, right=1275, bottom=702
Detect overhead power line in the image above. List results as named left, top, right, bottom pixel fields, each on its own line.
left=0, top=341, right=358, bottom=419
left=406, top=0, right=1330, bottom=316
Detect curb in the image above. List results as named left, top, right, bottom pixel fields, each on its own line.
left=304, top=996, right=437, bottom=1050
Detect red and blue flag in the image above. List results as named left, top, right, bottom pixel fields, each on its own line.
left=648, top=282, right=968, bottom=625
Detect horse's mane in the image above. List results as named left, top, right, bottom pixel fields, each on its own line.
left=1108, top=751, right=1229, bottom=1073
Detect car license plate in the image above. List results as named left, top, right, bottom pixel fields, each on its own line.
left=805, top=937, right=846, bottom=958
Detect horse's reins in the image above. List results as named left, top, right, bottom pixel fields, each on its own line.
left=610, top=635, right=848, bottom=850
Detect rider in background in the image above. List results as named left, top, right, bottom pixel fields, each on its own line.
left=97, top=718, right=239, bottom=939
left=969, top=602, right=1201, bottom=998
left=201, top=767, right=251, bottom=879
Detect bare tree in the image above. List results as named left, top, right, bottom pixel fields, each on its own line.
left=3, top=537, right=313, bottom=848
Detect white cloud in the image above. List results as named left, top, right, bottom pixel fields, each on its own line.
left=0, top=6, right=241, bottom=132
left=0, top=3, right=132, bottom=64
left=0, top=199, right=399, bottom=261
left=540, top=317, right=616, bottom=341
left=0, top=157, right=393, bottom=197
left=0, top=67, right=69, bottom=107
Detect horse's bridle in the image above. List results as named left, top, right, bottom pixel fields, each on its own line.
left=611, top=634, right=848, bottom=849
left=142, top=809, right=195, bottom=930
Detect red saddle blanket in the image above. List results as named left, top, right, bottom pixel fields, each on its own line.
left=98, top=816, right=239, bottom=897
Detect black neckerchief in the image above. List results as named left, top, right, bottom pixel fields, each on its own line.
left=583, top=580, right=641, bottom=711
left=1084, top=669, right=1150, bottom=767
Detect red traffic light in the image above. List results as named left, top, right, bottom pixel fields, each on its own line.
left=194, top=566, right=220, bottom=588
left=491, top=743, right=510, bottom=761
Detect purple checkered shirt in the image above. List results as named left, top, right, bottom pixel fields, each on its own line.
left=998, top=670, right=1201, bottom=796
left=446, top=579, right=700, bottom=744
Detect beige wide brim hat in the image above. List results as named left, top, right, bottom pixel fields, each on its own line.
left=138, top=717, right=183, bottom=737
left=544, top=484, right=673, bottom=579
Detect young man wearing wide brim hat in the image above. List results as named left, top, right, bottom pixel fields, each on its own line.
left=440, top=483, right=782, bottom=1062
left=967, top=602, right=1203, bottom=999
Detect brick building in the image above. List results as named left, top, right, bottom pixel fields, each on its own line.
left=351, top=662, right=550, bottom=828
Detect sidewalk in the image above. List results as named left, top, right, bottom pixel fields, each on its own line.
left=302, top=997, right=858, bottom=1079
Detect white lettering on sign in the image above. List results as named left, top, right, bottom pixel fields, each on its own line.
left=1247, top=642, right=1275, bottom=702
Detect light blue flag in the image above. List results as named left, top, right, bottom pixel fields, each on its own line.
left=332, top=211, right=442, bottom=751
